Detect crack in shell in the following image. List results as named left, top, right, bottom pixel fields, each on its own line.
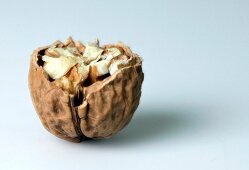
left=69, top=93, right=86, bottom=141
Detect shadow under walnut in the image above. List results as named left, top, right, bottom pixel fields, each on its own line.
left=28, top=40, right=144, bottom=142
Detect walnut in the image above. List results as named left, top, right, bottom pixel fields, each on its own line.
left=28, top=37, right=144, bottom=142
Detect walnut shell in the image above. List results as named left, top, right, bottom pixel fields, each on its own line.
left=28, top=39, right=144, bottom=142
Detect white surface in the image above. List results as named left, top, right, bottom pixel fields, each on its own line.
left=0, top=0, right=249, bottom=170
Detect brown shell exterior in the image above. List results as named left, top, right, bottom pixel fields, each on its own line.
left=28, top=41, right=144, bottom=142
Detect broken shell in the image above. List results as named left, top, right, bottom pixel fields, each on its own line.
left=45, top=47, right=60, bottom=57
left=64, top=36, right=75, bottom=47
left=28, top=38, right=144, bottom=142
left=75, top=41, right=85, bottom=54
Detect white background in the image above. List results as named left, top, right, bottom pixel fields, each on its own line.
left=0, top=0, right=248, bottom=170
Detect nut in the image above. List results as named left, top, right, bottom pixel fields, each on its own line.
left=28, top=37, right=144, bottom=142
left=42, top=55, right=78, bottom=80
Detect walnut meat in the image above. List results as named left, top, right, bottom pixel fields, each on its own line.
left=28, top=37, right=144, bottom=142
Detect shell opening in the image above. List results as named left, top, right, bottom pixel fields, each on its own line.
left=38, top=38, right=138, bottom=94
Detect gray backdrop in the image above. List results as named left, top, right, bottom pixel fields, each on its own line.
left=0, top=0, right=248, bottom=170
